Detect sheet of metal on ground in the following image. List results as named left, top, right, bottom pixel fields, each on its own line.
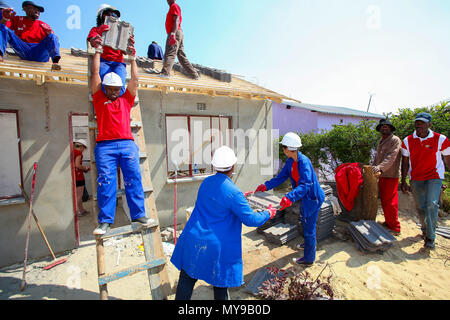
left=436, top=226, right=450, bottom=239
left=103, top=16, right=134, bottom=53
left=348, top=220, right=397, bottom=254
left=244, top=267, right=285, bottom=296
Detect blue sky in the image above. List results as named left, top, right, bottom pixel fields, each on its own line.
left=5, top=0, right=450, bottom=115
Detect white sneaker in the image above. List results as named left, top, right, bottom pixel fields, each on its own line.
left=93, top=223, right=110, bottom=235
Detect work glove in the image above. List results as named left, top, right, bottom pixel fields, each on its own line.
left=89, top=35, right=103, bottom=48
left=279, top=196, right=293, bottom=211
left=267, top=205, right=277, bottom=220
left=2, top=9, right=15, bottom=20
left=97, top=24, right=110, bottom=36
left=169, top=32, right=177, bottom=46
left=40, top=23, right=53, bottom=36
left=244, top=191, right=253, bottom=199
left=255, top=184, right=267, bottom=193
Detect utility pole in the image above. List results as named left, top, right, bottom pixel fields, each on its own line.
left=367, top=93, right=375, bottom=112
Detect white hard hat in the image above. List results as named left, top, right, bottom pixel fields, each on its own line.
left=102, top=72, right=123, bottom=87
left=211, top=146, right=238, bottom=172
left=97, top=4, right=121, bottom=18
left=280, top=132, right=302, bottom=150
left=74, top=139, right=88, bottom=148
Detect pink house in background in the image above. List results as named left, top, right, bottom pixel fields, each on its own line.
left=273, top=100, right=384, bottom=139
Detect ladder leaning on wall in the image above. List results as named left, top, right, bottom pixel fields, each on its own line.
left=86, top=41, right=171, bottom=300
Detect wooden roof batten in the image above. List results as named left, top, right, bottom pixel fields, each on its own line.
left=0, top=48, right=293, bottom=104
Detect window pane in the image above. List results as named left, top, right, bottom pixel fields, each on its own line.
left=166, top=116, right=190, bottom=176
left=190, top=117, right=212, bottom=175
left=0, top=112, right=21, bottom=198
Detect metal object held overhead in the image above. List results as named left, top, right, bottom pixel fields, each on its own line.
left=102, top=16, right=134, bottom=53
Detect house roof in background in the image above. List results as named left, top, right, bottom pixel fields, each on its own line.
left=0, top=48, right=293, bottom=104
left=282, top=100, right=384, bottom=119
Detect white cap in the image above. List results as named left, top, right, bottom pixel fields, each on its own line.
left=102, top=72, right=123, bottom=87
left=97, top=4, right=121, bottom=18
left=74, top=139, right=88, bottom=148
left=280, top=132, right=302, bottom=151
left=211, top=146, right=238, bottom=172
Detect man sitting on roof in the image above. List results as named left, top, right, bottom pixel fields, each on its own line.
left=0, top=1, right=61, bottom=70
left=87, top=4, right=127, bottom=97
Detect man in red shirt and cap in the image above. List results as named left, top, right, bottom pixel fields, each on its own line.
left=0, top=1, right=61, bottom=70
left=159, top=0, right=199, bottom=79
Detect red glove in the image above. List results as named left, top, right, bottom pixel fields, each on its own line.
left=244, top=191, right=253, bottom=198
left=97, top=24, right=110, bottom=36
left=2, top=9, right=15, bottom=20
left=89, top=35, right=102, bottom=48
left=40, top=23, right=53, bottom=36
left=267, top=205, right=277, bottom=220
left=255, top=184, right=267, bottom=193
left=127, top=45, right=136, bottom=57
left=169, top=33, right=177, bottom=46
left=279, top=197, right=293, bottom=211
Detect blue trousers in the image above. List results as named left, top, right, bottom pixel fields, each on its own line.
left=95, top=140, right=146, bottom=224
left=0, top=24, right=60, bottom=62
left=410, top=179, right=443, bottom=244
left=300, top=204, right=320, bottom=263
left=175, top=269, right=229, bottom=300
left=100, top=58, right=127, bottom=96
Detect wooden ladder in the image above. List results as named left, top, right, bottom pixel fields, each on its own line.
left=87, top=44, right=171, bottom=300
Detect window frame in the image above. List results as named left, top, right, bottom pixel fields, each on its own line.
left=0, top=109, right=24, bottom=200
left=165, top=114, right=232, bottom=180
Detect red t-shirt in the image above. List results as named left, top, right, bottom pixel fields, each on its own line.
left=401, top=131, right=450, bottom=181
left=6, top=16, right=52, bottom=43
left=87, top=27, right=124, bottom=63
left=73, top=149, right=85, bottom=182
left=93, top=89, right=135, bottom=142
left=291, top=161, right=300, bottom=186
left=165, top=3, right=182, bottom=34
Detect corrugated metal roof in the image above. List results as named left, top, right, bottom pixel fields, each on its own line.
left=282, top=99, right=384, bottom=119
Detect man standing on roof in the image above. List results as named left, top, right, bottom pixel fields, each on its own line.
left=171, top=146, right=277, bottom=300
left=401, top=112, right=450, bottom=249
left=372, top=119, right=402, bottom=235
left=90, top=35, right=151, bottom=236
left=0, top=1, right=61, bottom=70
left=254, top=132, right=325, bottom=266
left=147, top=41, right=164, bottom=60
left=87, top=4, right=128, bottom=96
left=159, top=0, right=199, bottom=79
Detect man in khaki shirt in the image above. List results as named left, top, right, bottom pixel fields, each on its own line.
left=372, top=119, right=402, bottom=234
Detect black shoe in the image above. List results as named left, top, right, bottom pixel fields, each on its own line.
left=293, top=257, right=314, bottom=266
left=93, top=223, right=111, bottom=235
left=132, top=217, right=154, bottom=227
left=425, top=238, right=435, bottom=249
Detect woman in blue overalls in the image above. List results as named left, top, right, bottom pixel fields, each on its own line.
left=255, top=132, right=325, bottom=265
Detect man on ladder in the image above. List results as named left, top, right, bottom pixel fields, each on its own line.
left=90, top=35, right=152, bottom=235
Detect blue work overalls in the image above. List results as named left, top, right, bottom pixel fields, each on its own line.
left=0, top=23, right=60, bottom=63
left=171, top=173, right=270, bottom=288
left=265, top=151, right=325, bottom=262
left=99, top=57, right=127, bottom=96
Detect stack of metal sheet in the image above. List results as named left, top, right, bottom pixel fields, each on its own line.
left=262, top=223, right=300, bottom=245
left=321, top=184, right=333, bottom=197
left=348, top=220, right=397, bottom=253
left=246, top=192, right=285, bottom=234
left=298, top=200, right=337, bottom=241
left=436, top=226, right=450, bottom=239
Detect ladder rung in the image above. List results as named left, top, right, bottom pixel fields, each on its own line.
left=97, top=220, right=159, bottom=240
left=98, top=258, right=165, bottom=285
left=93, top=187, right=153, bottom=200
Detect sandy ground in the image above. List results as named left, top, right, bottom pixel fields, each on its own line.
left=0, top=192, right=449, bottom=300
